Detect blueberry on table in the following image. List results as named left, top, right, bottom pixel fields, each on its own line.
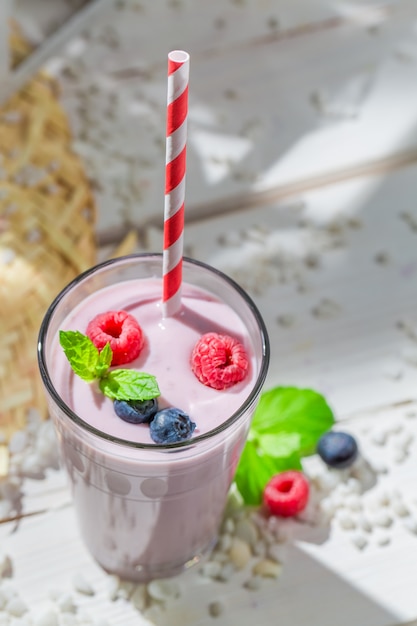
left=150, top=408, right=196, bottom=444
left=317, top=431, right=358, bottom=469
left=114, top=398, right=158, bottom=424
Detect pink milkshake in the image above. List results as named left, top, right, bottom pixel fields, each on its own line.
left=38, top=254, right=269, bottom=581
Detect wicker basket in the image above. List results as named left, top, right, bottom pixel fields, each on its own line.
left=0, top=25, right=97, bottom=441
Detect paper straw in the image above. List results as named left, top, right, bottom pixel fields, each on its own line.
left=162, top=50, right=189, bottom=318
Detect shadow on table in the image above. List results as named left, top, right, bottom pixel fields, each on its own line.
left=154, top=542, right=404, bottom=626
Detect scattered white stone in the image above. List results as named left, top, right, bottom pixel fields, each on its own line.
left=337, top=511, right=356, bottom=530
left=130, top=585, right=147, bottom=612
left=0, top=553, right=13, bottom=578
left=351, top=533, right=368, bottom=550
left=6, top=596, right=28, bottom=617
left=370, top=430, right=388, bottom=446
left=392, top=500, right=410, bottom=518
left=200, top=561, right=222, bottom=580
left=33, top=608, right=59, bottom=626
left=147, top=579, right=180, bottom=602
left=357, top=515, right=373, bottom=533
left=72, top=573, right=95, bottom=596
left=234, top=518, right=258, bottom=547
left=403, top=516, right=417, bottom=534
left=392, top=448, right=407, bottom=464
left=252, top=559, right=282, bottom=579
left=218, top=562, right=235, bottom=583
left=376, top=534, right=391, bottom=547
left=228, top=538, right=252, bottom=570
left=218, top=533, right=232, bottom=552
left=372, top=511, right=393, bottom=528
left=243, top=575, right=263, bottom=591
left=56, top=594, right=77, bottom=614
left=208, top=600, right=225, bottom=618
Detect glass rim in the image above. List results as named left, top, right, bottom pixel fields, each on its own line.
left=37, top=253, right=270, bottom=451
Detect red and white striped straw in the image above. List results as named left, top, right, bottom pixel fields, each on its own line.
left=162, top=50, right=190, bottom=318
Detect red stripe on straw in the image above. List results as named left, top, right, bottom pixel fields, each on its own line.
left=168, top=58, right=185, bottom=75
left=165, top=145, right=186, bottom=194
left=163, top=261, right=183, bottom=300
left=166, top=86, right=188, bottom=135
left=162, top=50, right=189, bottom=317
left=163, top=204, right=184, bottom=249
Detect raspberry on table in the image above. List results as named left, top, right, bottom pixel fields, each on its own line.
left=263, top=470, right=310, bottom=517
left=190, top=332, right=249, bottom=390
left=86, top=310, right=144, bottom=366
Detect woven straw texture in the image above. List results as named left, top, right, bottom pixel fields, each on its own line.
left=0, top=25, right=97, bottom=441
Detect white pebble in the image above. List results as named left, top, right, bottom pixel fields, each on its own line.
left=115, top=580, right=134, bottom=600
left=403, top=516, right=417, bottom=534
left=243, top=575, right=262, bottom=591
left=392, top=448, right=407, bottom=464
left=34, top=609, right=59, bottom=626
left=319, top=497, right=336, bottom=519
left=392, top=501, right=409, bottom=517
left=351, top=533, right=368, bottom=550
left=72, top=573, right=95, bottom=596
left=218, top=533, right=232, bottom=552
left=60, top=615, right=78, bottom=626
left=130, top=585, right=147, bottom=612
left=218, top=562, right=235, bottom=582
left=200, top=561, right=222, bottom=579
left=376, top=534, right=391, bottom=547
left=345, top=494, right=362, bottom=512
left=370, top=460, right=388, bottom=475
left=8, top=431, right=28, bottom=454
left=370, top=430, right=387, bottom=446
left=337, top=511, right=356, bottom=530
left=373, top=511, right=393, bottom=528
left=56, top=594, right=77, bottom=613
left=0, top=553, right=13, bottom=578
left=208, top=600, right=224, bottom=618
left=222, top=517, right=235, bottom=534
left=357, top=515, right=373, bottom=533
left=267, top=543, right=286, bottom=563
left=212, top=551, right=228, bottom=563
left=234, top=518, right=258, bottom=546
left=252, top=559, right=282, bottom=578
left=228, top=538, right=252, bottom=570
left=6, top=597, right=28, bottom=617
left=252, top=540, right=267, bottom=558
left=147, top=579, right=180, bottom=602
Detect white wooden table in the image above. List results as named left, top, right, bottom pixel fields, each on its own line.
left=3, top=1, right=417, bottom=624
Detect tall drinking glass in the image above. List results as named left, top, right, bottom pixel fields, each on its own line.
left=38, top=254, right=269, bottom=582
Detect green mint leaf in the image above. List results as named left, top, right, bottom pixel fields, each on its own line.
left=251, top=386, right=335, bottom=456
left=234, top=386, right=335, bottom=505
left=234, top=439, right=302, bottom=506
left=257, top=432, right=301, bottom=458
left=95, top=342, right=112, bottom=378
left=59, top=330, right=100, bottom=382
left=100, top=370, right=160, bottom=401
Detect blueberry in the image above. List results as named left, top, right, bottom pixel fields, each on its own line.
left=114, top=398, right=158, bottom=424
left=149, top=408, right=196, bottom=444
left=317, top=431, right=358, bottom=469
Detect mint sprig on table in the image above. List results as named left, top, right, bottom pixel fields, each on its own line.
left=59, top=330, right=160, bottom=401
left=235, top=386, right=335, bottom=505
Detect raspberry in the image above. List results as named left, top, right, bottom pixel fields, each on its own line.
left=86, top=310, right=144, bottom=366
left=190, top=332, right=249, bottom=390
left=263, top=470, right=309, bottom=517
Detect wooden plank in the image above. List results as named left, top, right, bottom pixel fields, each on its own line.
left=43, top=0, right=417, bottom=235
left=138, top=163, right=417, bottom=418
left=3, top=401, right=417, bottom=626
